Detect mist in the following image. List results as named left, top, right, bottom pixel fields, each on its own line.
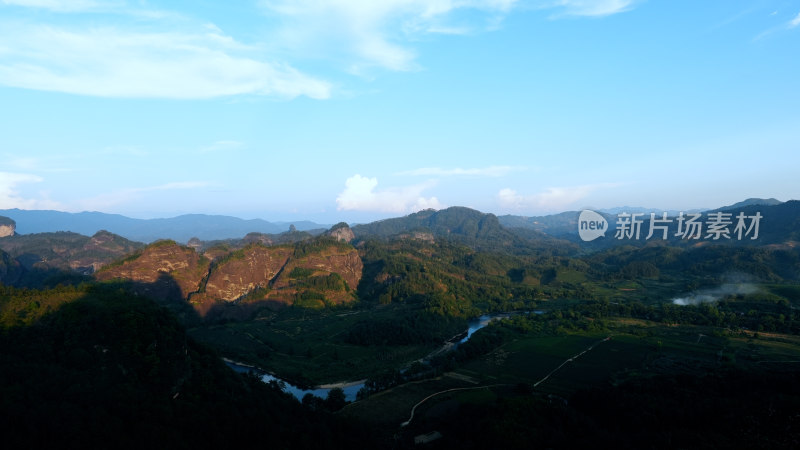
left=671, top=283, right=760, bottom=306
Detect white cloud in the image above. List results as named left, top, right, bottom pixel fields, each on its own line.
left=260, top=0, right=519, bottom=72
left=0, top=0, right=112, bottom=12
left=5, top=156, right=40, bottom=171
left=753, top=10, right=800, bottom=41
left=790, top=11, right=800, bottom=28
left=0, top=23, right=331, bottom=99
left=498, top=182, right=619, bottom=212
left=0, top=171, right=62, bottom=209
left=201, top=140, right=245, bottom=153
left=3, top=153, right=78, bottom=173
left=544, top=0, right=636, bottom=17
left=397, top=165, right=521, bottom=177
left=336, top=174, right=442, bottom=213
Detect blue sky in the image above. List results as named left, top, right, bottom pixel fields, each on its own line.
left=1, top=0, right=798, bottom=223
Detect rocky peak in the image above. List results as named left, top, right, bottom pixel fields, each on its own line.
left=187, top=237, right=203, bottom=251
left=202, top=244, right=292, bottom=302
left=95, top=240, right=209, bottom=302
left=0, top=216, right=16, bottom=238
left=242, top=232, right=274, bottom=246
left=97, top=236, right=363, bottom=314
left=325, top=222, right=355, bottom=243
left=399, top=231, right=435, bottom=243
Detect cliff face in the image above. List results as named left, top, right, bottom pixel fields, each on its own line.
left=0, top=225, right=13, bottom=238
left=200, top=242, right=362, bottom=306
left=269, top=245, right=363, bottom=305
left=0, top=216, right=14, bottom=238
left=95, top=241, right=209, bottom=302
left=398, top=231, right=435, bottom=243
left=325, top=223, right=355, bottom=243
left=96, top=238, right=363, bottom=313
left=203, top=245, right=292, bottom=301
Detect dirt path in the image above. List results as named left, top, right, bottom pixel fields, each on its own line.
left=400, top=383, right=508, bottom=427
left=400, top=335, right=613, bottom=428
left=533, top=335, right=611, bottom=388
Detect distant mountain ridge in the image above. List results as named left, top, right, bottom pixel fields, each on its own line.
left=598, top=206, right=706, bottom=216
left=499, top=199, right=798, bottom=247
left=710, top=197, right=783, bottom=212
left=2, top=198, right=793, bottom=247
left=0, top=209, right=330, bottom=243
left=352, top=207, right=504, bottom=239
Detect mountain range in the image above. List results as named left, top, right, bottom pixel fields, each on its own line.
left=499, top=198, right=794, bottom=246
left=0, top=209, right=329, bottom=243
left=2, top=197, right=786, bottom=245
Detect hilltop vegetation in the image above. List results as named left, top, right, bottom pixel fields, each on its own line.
left=0, top=230, right=143, bottom=287
left=353, top=206, right=574, bottom=254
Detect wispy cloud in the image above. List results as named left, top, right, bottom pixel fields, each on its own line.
left=77, top=181, right=211, bottom=211
left=753, top=9, right=800, bottom=40
left=541, top=0, right=636, bottom=17
left=0, top=17, right=331, bottom=99
left=99, top=145, right=149, bottom=158
left=397, top=165, right=521, bottom=177
left=336, top=174, right=442, bottom=213
left=200, top=140, right=245, bottom=153
left=790, top=11, right=800, bottom=28
left=0, top=0, right=114, bottom=12
left=260, top=0, right=519, bottom=72
left=3, top=153, right=79, bottom=173
left=0, top=171, right=62, bottom=209
left=0, top=0, right=640, bottom=99
left=142, top=182, right=209, bottom=192
left=497, top=182, right=620, bottom=212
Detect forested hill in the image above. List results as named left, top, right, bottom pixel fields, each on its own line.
left=352, top=206, right=572, bottom=253
left=353, top=207, right=504, bottom=238
left=0, top=230, right=144, bottom=287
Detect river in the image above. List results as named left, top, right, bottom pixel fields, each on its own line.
left=225, top=311, right=538, bottom=402
left=225, top=360, right=366, bottom=401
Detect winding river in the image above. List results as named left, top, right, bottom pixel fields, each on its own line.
left=225, top=311, right=537, bottom=402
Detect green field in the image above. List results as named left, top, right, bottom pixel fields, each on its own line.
left=188, top=303, right=450, bottom=385
left=342, top=313, right=800, bottom=437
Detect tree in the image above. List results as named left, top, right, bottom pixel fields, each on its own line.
left=324, top=387, right=347, bottom=411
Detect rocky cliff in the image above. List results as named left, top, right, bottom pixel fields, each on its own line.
left=203, top=245, right=292, bottom=301
left=95, top=240, right=209, bottom=302
left=96, top=237, right=363, bottom=313
left=0, top=216, right=15, bottom=238
left=268, top=243, right=362, bottom=305
left=325, top=222, right=355, bottom=243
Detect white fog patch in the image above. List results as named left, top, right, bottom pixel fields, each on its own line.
left=671, top=283, right=760, bottom=306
